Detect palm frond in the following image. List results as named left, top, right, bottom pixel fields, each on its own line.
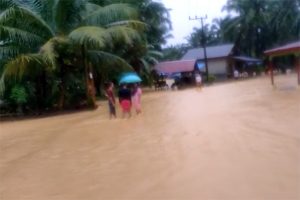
left=139, top=58, right=151, bottom=73
left=223, top=16, right=241, bottom=34
left=106, top=26, right=141, bottom=46
left=163, top=33, right=173, bottom=40
left=83, top=3, right=138, bottom=27
left=142, top=1, right=172, bottom=29
left=2, top=53, right=44, bottom=78
left=147, top=50, right=163, bottom=58
left=68, top=26, right=109, bottom=49
left=0, top=6, right=54, bottom=37
left=146, top=56, right=159, bottom=65
left=0, top=53, right=46, bottom=93
left=106, top=20, right=147, bottom=32
left=40, top=37, right=68, bottom=70
left=0, top=0, right=15, bottom=12
left=24, top=0, right=57, bottom=29
left=54, top=0, right=86, bottom=34
left=85, top=2, right=101, bottom=13
left=13, top=0, right=42, bottom=13
left=0, top=25, right=45, bottom=46
left=88, top=50, right=133, bottom=71
left=0, top=44, right=20, bottom=58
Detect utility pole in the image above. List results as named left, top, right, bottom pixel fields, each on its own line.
left=189, top=15, right=209, bottom=81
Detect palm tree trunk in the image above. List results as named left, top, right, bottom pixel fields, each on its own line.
left=58, top=65, right=65, bottom=110
left=36, top=70, right=47, bottom=113
left=81, top=45, right=97, bottom=108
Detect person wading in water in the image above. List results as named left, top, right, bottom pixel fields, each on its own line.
left=118, top=84, right=132, bottom=118
left=132, top=83, right=142, bottom=115
left=104, top=82, right=116, bottom=119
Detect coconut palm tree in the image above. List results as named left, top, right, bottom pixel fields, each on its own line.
left=222, top=0, right=300, bottom=56
left=106, top=0, right=172, bottom=50
left=267, top=0, right=300, bottom=45
left=222, top=0, right=271, bottom=57
left=138, top=0, right=172, bottom=50
left=0, top=0, right=145, bottom=109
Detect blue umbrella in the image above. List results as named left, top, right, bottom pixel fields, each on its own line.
left=119, top=72, right=142, bottom=84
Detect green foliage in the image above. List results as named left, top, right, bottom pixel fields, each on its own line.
left=186, top=0, right=300, bottom=57
left=84, top=3, right=139, bottom=27
left=64, top=73, right=86, bottom=107
left=162, top=44, right=189, bottom=61
left=207, top=75, right=216, bottom=83
left=107, top=0, right=172, bottom=50
left=10, top=84, right=28, bottom=105
left=141, top=1, right=172, bottom=49
left=69, top=26, right=108, bottom=48
left=54, top=0, right=86, bottom=34
left=186, top=25, right=224, bottom=48
left=0, top=0, right=169, bottom=114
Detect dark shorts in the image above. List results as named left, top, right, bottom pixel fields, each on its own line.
left=108, top=102, right=116, bottom=115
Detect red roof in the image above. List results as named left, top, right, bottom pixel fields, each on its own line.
left=264, top=41, right=300, bottom=56
left=155, top=60, right=196, bottom=73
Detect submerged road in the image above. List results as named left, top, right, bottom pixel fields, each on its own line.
left=1, top=75, right=300, bottom=199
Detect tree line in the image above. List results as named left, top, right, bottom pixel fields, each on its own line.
left=0, top=0, right=171, bottom=114
left=163, top=0, right=300, bottom=61
left=1, top=0, right=299, bottom=115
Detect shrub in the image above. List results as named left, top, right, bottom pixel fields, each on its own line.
left=10, top=85, right=28, bottom=105
left=208, top=75, right=216, bottom=83
left=9, top=85, right=29, bottom=114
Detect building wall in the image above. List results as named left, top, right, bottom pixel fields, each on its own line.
left=207, top=58, right=228, bottom=75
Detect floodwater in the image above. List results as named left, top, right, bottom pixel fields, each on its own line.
left=1, top=75, right=300, bottom=200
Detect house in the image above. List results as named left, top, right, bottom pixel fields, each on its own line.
left=232, top=56, right=262, bottom=75
left=155, top=60, right=197, bottom=85
left=156, top=44, right=235, bottom=80
left=155, top=60, right=196, bottom=74
left=155, top=43, right=263, bottom=81
left=181, top=44, right=234, bottom=78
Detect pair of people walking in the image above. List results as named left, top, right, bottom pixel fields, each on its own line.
left=105, top=82, right=142, bottom=119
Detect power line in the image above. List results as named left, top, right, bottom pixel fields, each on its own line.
left=189, top=15, right=209, bottom=81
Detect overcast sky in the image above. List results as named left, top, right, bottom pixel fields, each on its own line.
left=160, top=0, right=229, bottom=46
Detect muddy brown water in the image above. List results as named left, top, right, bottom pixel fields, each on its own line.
left=1, top=75, right=300, bottom=200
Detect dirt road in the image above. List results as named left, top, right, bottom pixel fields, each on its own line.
left=1, top=75, right=300, bottom=200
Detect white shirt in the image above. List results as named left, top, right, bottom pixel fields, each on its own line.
left=234, top=70, right=239, bottom=78
left=195, top=74, right=202, bottom=83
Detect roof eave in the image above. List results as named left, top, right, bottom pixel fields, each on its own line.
left=264, top=47, right=300, bottom=57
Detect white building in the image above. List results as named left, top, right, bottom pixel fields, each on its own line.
left=181, top=44, right=234, bottom=78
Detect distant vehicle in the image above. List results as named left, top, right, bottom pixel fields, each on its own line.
left=154, top=79, right=169, bottom=90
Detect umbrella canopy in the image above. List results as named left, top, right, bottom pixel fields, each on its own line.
left=119, top=73, right=142, bottom=84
